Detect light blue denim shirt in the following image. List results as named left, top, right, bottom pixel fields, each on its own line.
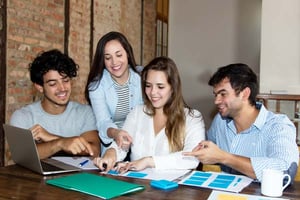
left=207, top=103, right=299, bottom=182
left=88, top=68, right=143, bottom=145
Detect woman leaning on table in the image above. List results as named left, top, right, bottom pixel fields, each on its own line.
left=94, top=56, right=206, bottom=172
left=85, top=31, right=143, bottom=156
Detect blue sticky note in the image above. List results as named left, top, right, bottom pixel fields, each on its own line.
left=107, top=170, right=119, bottom=175
left=150, top=180, right=178, bottom=190
left=126, top=172, right=147, bottom=178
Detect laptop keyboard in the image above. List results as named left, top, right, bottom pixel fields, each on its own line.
left=41, top=161, right=63, bottom=171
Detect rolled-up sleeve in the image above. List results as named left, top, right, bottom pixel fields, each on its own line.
left=251, top=118, right=299, bottom=181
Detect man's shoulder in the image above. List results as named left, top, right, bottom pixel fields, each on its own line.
left=10, top=101, right=41, bottom=126
left=256, top=106, right=295, bottom=132
left=68, top=101, right=92, bottom=111
left=266, top=111, right=293, bottom=124
left=13, top=101, right=41, bottom=114
left=208, top=113, right=229, bottom=132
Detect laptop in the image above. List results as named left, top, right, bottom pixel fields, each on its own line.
left=3, top=124, right=82, bottom=175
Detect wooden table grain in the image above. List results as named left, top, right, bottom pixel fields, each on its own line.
left=0, top=165, right=299, bottom=200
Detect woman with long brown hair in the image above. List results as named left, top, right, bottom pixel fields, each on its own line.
left=94, top=56, right=205, bottom=172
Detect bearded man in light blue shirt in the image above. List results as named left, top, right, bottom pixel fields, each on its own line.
left=184, top=63, right=299, bottom=182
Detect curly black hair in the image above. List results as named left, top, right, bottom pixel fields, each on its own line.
left=29, top=49, right=79, bottom=86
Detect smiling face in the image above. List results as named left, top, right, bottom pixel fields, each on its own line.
left=145, top=70, right=172, bottom=112
left=213, top=77, right=244, bottom=118
left=104, top=39, right=129, bottom=84
left=35, top=70, right=71, bottom=114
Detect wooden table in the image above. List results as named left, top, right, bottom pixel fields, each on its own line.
left=0, top=165, right=299, bottom=200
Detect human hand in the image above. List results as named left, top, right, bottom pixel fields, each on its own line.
left=183, top=140, right=225, bottom=165
left=93, top=149, right=117, bottom=172
left=60, top=136, right=95, bottom=156
left=116, top=157, right=154, bottom=174
left=30, top=124, right=58, bottom=142
left=115, top=130, right=132, bottom=152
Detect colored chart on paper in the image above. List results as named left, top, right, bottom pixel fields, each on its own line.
left=179, top=171, right=253, bottom=193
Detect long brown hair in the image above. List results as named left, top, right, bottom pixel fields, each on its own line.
left=84, top=31, right=138, bottom=104
left=141, top=56, right=195, bottom=152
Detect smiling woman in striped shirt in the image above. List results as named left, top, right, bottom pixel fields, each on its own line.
left=85, top=32, right=143, bottom=156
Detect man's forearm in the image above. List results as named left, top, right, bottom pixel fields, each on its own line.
left=222, top=153, right=256, bottom=179
left=36, top=139, right=63, bottom=159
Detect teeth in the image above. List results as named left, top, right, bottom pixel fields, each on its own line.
left=57, top=93, right=67, bottom=97
left=218, top=105, right=224, bottom=109
left=112, top=65, right=121, bottom=70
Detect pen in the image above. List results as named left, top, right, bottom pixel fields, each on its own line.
left=102, top=162, right=123, bottom=171
left=79, top=159, right=89, bottom=167
left=102, top=163, right=107, bottom=170
left=102, top=161, right=120, bottom=170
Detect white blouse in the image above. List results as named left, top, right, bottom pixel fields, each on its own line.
left=110, top=105, right=206, bottom=170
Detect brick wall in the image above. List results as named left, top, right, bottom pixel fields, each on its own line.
left=68, top=0, right=92, bottom=103
left=6, top=0, right=65, bottom=119
left=4, top=0, right=157, bottom=165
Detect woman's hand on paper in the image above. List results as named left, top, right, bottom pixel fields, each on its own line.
left=116, top=156, right=155, bottom=174
left=93, top=148, right=117, bottom=172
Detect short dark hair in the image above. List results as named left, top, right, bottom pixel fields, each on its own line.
left=29, top=49, right=79, bottom=86
left=208, top=63, right=258, bottom=106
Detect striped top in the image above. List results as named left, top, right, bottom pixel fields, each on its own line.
left=112, top=76, right=130, bottom=129
left=207, top=103, right=299, bottom=182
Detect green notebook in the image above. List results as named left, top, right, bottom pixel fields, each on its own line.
left=46, top=172, right=145, bottom=199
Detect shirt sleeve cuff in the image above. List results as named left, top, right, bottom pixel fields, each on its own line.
left=109, top=142, right=127, bottom=162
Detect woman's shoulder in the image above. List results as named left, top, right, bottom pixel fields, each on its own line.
left=184, top=107, right=202, bottom=117
left=131, top=104, right=145, bottom=112
left=96, top=70, right=114, bottom=88
left=130, top=68, right=142, bottom=81
left=184, top=108, right=204, bottom=124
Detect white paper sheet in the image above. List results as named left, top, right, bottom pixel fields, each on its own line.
left=208, top=190, right=289, bottom=200
left=51, top=156, right=98, bottom=170
left=107, top=168, right=191, bottom=181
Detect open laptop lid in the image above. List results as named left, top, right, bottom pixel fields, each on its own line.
left=3, top=124, right=81, bottom=175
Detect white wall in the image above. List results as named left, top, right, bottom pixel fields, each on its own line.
left=260, top=0, right=300, bottom=94
left=169, top=0, right=261, bottom=127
